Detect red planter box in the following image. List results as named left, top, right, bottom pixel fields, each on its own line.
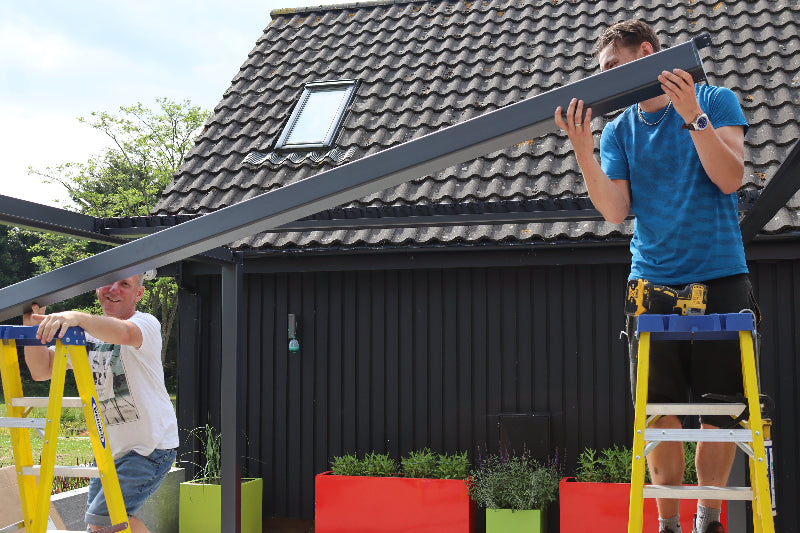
left=315, top=472, right=475, bottom=533
left=559, top=478, right=727, bottom=532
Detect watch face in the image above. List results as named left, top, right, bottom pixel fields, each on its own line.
left=696, top=115, right=709, bottom=129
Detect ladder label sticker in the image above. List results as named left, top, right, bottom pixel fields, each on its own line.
left=92, top=397, right=107, bottom=449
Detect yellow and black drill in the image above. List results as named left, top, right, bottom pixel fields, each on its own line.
left=625, top=279, right=708, bottom=316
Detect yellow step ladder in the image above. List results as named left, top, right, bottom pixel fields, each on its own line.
left=627, top=313, right=775, bottom=533
left=0, top=325, right=130, bottom=533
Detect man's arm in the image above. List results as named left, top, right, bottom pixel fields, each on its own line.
left=659, top=69, right=745, bottom=194
left=32, top=310, right=143, bottom=348
left=23, top=304, right=55, bottom=381
left=555, top=98, right=632, bottom=224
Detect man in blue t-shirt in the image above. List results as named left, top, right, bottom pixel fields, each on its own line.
left=554, top=19, right=758, bottom=533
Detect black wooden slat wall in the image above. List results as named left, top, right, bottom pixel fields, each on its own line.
left=178, top=258, right=799, bottom=532
left=749, top=261, right=800, bottom=530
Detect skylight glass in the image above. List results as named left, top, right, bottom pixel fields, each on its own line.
left=276, top=80, right=357, bottom=150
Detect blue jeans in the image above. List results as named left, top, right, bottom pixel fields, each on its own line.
left=85, top=448, right=176, bottom=527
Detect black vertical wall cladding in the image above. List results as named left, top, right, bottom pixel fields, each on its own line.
left=178, top=258, right=799, bottom=531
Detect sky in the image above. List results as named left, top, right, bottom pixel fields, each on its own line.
left=0, top=1, right=335, bottom=208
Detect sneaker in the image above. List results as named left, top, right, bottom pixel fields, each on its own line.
left=659, top=530, right=676, bottom=533
left=704, top=522, right=725, bottom=533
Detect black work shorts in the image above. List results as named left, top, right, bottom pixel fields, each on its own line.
left=626, top=273, right=760, bottom=428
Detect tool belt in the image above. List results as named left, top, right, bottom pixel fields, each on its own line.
left=624, top=278, right=708, bottom=317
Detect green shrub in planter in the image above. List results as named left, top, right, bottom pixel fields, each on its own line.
left=435, top=451, right=470, bottom=480
left=575, top=442, right=697, bottom=484
left=401, top=448, right=437, bottom=479
left=330, top=448, right=471, bottom=479
left=331, top=451, right=398, bottom=477
left=319, top=449, right=474, bottom=533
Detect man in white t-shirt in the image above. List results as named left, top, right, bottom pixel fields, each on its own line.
left=24, top=273, right=179, bottom=533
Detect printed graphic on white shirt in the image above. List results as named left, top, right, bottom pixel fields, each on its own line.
left=87, top=342, right=140, bottom=426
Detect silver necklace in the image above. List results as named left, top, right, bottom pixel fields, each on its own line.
left=637, top=101, right=672, bottom=126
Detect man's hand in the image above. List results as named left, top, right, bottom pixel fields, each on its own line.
left=555, top=98, right=594, bottom=161
left=658, top=68, right=703, bottom=124
left=31, top=310, right=83, bottom=344
left=23, top=304, right=45, bottom=326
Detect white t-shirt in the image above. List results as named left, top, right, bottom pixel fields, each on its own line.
left=85, top=311, right=179, bottom=459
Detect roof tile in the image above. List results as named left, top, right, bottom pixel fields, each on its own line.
left=156, top=0, right=800, bottom=251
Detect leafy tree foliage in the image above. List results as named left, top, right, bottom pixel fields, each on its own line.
left=26, top=98, right=210, bottom=369
left=34, top=97, right=208, bottom=217
left=0, top=226, right=38, bottom=290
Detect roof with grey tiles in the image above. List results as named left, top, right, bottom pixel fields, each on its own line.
left=154, top=0, right=800, bottom=252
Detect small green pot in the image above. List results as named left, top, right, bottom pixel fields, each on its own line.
left=178, top=477, right=262, bottom=533
left=485, top=508, right=545, bottom=533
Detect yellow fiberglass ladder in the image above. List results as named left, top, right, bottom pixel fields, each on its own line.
left=0, top=325, right=129, bottom=533
left=627, top=313, right=775, bottom=533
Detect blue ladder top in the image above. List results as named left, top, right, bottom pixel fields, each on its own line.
left=636, top=313, right=755, bottom=341
left=0, top=325, right=86, bottom=346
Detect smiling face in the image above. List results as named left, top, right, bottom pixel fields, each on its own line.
left=96, top=275, right=145, bottom=320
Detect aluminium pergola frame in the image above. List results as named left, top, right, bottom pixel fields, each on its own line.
left=0, top=36, right=711, bottom=320
left=0, top=35, right=714, bottom=533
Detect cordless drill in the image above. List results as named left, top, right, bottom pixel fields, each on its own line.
left=625, top=279, right=708, bottom=316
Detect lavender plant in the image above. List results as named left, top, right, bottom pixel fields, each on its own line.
left=468, top=448, right=560, bottom=511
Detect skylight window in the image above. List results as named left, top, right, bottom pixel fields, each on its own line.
left=276, top=80, right=357, bottom=151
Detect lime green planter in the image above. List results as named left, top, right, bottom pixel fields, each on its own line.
left=178, top=477, right=262, bottom=533
left=485, top=508, right=545, bottom=533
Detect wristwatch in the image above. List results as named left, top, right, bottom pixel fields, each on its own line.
left=682, top=112, right=710, bottom=131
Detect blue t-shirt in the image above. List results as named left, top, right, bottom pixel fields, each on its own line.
left=600, top=84, right=749, bottom=285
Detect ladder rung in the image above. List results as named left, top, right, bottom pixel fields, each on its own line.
left=646, top=403, right=746, bottom=416
left=643, top=485, right=754, bottom=500
left=23, top=465, right=101, bottom=478
left=11, top=396, right=84, bottom=409
left=0, top=417, right=46, bottom=429
left=644, top=428, right=754, bottom=442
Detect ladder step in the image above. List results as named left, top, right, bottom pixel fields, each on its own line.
left=11, top=397, right=84, bottom=409
left=0, top=417, right=46, bottom=429
left=644, top=428, right=753, bottom=442
left=646, top=403, right=746, bottom=416
left=23, top=465, right=101, bottom=478
left=643, top=485, right=754, bottom=500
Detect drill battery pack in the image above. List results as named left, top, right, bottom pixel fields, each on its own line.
left=625, top=279, right=708, bottom=316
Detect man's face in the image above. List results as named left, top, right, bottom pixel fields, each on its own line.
left=598, top=41, right=648, bottom=72
left=96, top=275, right=144, bottom=320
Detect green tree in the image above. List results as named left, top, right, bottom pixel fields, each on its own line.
left=27, top=98, right=210, bottom=370
left=0, top=226, right=38, bottom=289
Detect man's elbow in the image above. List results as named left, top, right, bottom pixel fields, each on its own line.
left=29, top=368, right=52, bottom=381
left=602, top=207, right=630, bottom=225
left=605, top=215, right=627, bottom=225
left=719, top=182, right=742, bottom=195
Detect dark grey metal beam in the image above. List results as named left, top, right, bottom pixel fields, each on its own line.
left=740, top=139, right=800, bottom=244
left=104, top=208, right=617, bottom=235
left=268, top=208, right=620, bottom=230
left=0, top=194, right=126, bottom=245
left=220, top=255, right=244, bottom=533
left=0, top=36, right=709, bottom=321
